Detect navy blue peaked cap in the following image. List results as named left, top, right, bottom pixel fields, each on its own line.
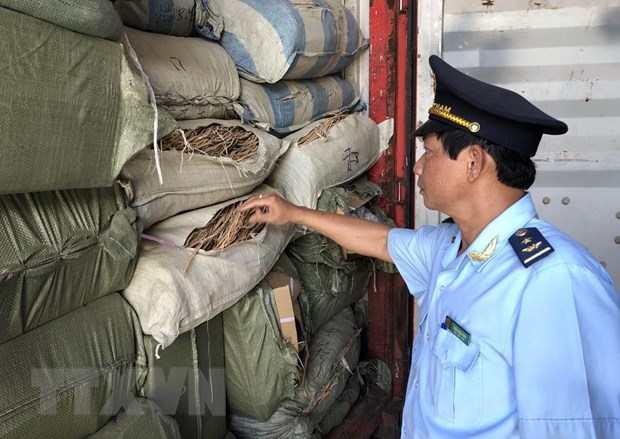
left=414, top=55, right=568, bottom=157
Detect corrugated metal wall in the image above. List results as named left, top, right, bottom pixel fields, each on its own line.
left=443, top=0, right=620, bottom=171
left=416, top=0, right=620, bottom=286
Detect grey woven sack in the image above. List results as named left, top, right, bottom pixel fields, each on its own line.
left=267, top=113, right=390, bottom=210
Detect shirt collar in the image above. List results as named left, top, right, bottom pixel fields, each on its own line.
left=465, top=193, right=538, bottom=271
left=441, top=226, right=462, bottom=269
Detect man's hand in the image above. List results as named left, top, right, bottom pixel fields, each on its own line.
left=239, top=191, right=393, bottom=263
left=238, top=192, right=303, bottom=226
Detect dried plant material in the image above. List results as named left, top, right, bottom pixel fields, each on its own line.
left=184, top=201, right=265, bottom=253
left=297, top=113, right=348, bottom=146
left=158, top=125, right=259, bottom=162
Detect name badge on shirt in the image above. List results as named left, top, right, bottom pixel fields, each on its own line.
left=443, top=316, right=471, bottom=345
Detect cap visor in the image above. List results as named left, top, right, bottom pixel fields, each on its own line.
left=413, top=119, right=454, bottom=137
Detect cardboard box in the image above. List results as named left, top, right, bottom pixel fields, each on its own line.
left=266, top=272, right=305, bottom=354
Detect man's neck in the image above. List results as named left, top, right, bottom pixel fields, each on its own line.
left=453, top=188, right=525, bottom=254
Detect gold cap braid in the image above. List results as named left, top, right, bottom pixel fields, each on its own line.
left=429, top=103, right=480, bottom=133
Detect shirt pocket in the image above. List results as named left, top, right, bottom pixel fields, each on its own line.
left=427, top=326, right=483, bottom=424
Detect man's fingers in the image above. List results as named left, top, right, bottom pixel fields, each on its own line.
left=239, top=195, right=265, bottom=212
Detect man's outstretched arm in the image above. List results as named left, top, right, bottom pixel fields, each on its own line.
left=239, top=192, right=393, bottom=263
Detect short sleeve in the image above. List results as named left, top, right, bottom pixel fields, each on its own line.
left=514, top=263, right=620, bottom=438
left=387, top=225, right=455, bottom=298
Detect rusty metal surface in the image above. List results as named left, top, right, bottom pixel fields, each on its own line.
left=364, top=0, right=413, bottom=437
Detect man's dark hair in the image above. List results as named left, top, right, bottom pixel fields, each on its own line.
left=436, top=129, right=536, bottom=190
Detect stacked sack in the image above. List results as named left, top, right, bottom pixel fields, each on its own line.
left=199, top=0, right=369, bottom=134
left=0, top=2, right=186, bottom=438
left=0, top=0, right=392, bottom=437
left=109, top=5, right=295, bottom=436
left=111, top=1, right=396, bottom=438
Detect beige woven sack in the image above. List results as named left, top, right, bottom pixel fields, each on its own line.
left=119, top=119, right=288, bottom=228
left=122, top=185, right=294, bottom=348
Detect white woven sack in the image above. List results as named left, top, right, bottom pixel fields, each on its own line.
left=124, top=26, right=240, bottom=119
left=122, top=185, right=295, bottom=348
left=267, top=114, right=392, bottom=209
left=206, top=0, right=368, bottom=83
left=119, top=119, right=289, bottom=228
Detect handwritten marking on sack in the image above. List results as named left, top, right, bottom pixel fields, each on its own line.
left=156, top=5, right=174, bottom=25
left=169, top=57, right=186, bottom=72
left=343, top=148, right=360, bottom=172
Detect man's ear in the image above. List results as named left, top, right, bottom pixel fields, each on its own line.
left=466, top=145, right=487, bottom=183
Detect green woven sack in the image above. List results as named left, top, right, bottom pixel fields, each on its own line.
left=142, top=315, right=227, bottom=439
left=0, top=7, right=177, bottom=195
left=0, top=0, right=123, bottom=40
left=0, top=294, right=147, bottom=439
left=223, top=278, right=302, bottom=421
left=288, top=252, right=371, bottom=336
left=229, top=306, right=362, bottom=438
left=88, top=399, right=182, bottom=439
left=0, top=184, right=140, bottom=344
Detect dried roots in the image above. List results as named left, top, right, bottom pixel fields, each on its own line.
left=159, top=125, right=259, bottom=161
left=297, top=113, right=348, bottom=146
left=184, top=201, right=264, bottom=253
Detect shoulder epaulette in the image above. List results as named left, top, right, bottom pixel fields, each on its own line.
left=508, top=227, right=554, bottom=268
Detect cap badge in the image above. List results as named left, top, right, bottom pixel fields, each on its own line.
left=429, top=103, right=480, bottom=133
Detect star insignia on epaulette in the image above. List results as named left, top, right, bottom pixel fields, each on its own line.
left=509, top=228, right=554, bottom=267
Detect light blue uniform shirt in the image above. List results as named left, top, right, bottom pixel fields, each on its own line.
left=388, top=193, right=620, bottom=438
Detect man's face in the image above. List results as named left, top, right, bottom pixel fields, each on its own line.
left=413, top=133, right=470, bottom=213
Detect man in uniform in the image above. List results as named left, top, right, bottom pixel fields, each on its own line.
left=239, top=55, right=620, bottom=438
